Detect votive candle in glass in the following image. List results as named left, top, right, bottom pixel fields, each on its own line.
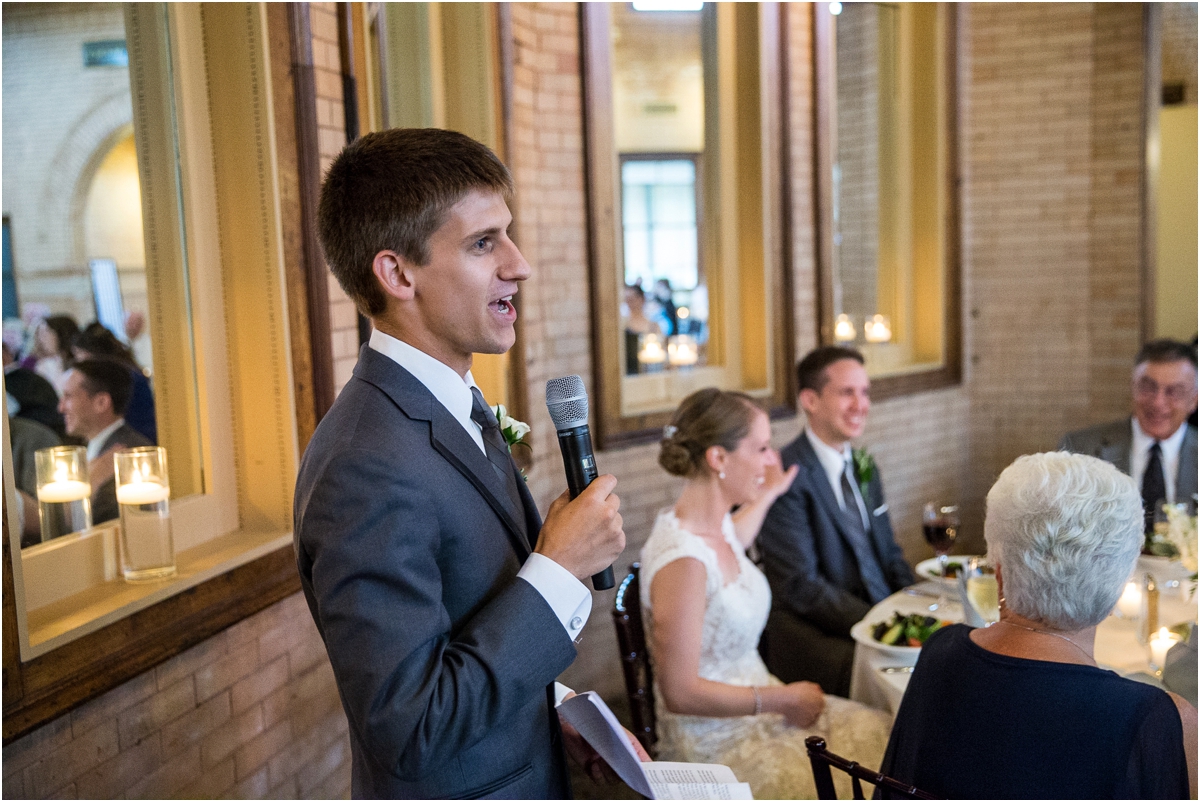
left=114, top=446, right=176, bottom=582
left=34, top=445, right=92, bottom=542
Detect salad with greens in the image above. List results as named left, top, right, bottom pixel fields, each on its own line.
left=871, top=612, right=950, bottom=647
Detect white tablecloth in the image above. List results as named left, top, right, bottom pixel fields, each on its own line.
left=849, top=580, right=1199, bottom=715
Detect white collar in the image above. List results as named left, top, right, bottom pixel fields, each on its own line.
left=87, top=418, right=127, bottom=461
left=368, top=329, right=484, bottom=453
left=1132, top=416, right=1188, bottom=460
left=805, top=427, right=852, bottom=477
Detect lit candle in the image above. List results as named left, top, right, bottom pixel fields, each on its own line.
left=116, top=479, right=170, bottom=506
left=834, top=314, right=856, bottom=342
left=667, top=334, right=699, bottom=367
left=864, top=314, right=892, bottom=343
left=638, top=333, right=666, bottom=364
left=1116, top=581, right=1142, bottom=619
left=1149, top=627, right=1180, bottom=672
left=37, top=478, right=91, bottom=503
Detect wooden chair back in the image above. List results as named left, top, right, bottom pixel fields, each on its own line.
left=611, top=564, right=657, bottom=756
left=805, top=736, right=937, bottom=800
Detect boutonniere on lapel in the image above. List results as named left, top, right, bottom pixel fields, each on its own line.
left=493, top=404, right=532, bottom=478
left=851, top=447, right=875, bottom=500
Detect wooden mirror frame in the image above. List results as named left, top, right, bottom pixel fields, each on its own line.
left=812, top=3, right=962, bottom=402
left=582, top=2, right=795, bottom=449
left=2, top=3, right=332, bottom=743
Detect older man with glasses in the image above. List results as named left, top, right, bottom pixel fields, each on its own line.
left=1060, top=339, right=1198, bottom=535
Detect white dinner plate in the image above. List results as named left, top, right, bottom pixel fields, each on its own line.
left=849, top=618, right=923, bottom=659
left=915, top=555, right=980, bottom=586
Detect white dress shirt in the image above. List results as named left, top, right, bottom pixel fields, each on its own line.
left=805, top=427, right=869, bottom=528
left=87, top=418, right=127, bottom=461
left=369, top=329, right=591, bottom=641
left=1130, top=417, right=1188, bottom=504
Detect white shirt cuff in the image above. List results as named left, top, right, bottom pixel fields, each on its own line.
left=554, top=681, right=574, bottom=707
left=518, top=552, right=592, bottom=641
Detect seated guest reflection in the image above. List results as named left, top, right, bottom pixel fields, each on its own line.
left=59, top=360, right=152, bottom=525
left=4, top=341, right=66, bottom=437
left=757, top=346, right=915, bottom=697
left=623, top=284, right=662, bottom=375
left=879, top=452, right=1197, bottom=799
left=72, top=322, right=157, bottom=444
left=1060, top=339, right=1197, bottom=536
left=8, top=414, right=61, bottom=546
left=642, top=388, right=891, bottom=800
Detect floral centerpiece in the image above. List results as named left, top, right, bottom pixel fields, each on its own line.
left=1161, top=503, right=1198, bottom=595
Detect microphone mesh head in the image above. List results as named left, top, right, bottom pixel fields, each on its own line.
left=545, top=375, right=589, bottom=431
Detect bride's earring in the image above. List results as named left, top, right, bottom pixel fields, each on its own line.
left=718, top=471, right=726, bottom=480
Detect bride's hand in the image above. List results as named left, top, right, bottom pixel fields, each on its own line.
left=773, top=681, right=825, bottom=728
left=758, top=460, right=799, bottom=503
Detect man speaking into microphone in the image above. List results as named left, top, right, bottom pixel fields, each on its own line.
left=294, top=128, right=640, bottom=798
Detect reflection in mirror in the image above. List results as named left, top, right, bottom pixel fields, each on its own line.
left=3, top=3, right=202, bottom=547
left=612, top=4, right=709, bottom=376
left=820, top=2, right=953, bottom=380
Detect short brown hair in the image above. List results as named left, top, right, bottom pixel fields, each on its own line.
left=659, top=388, right=761, bottom=478
left=317, top=128, right=514, bottom=316
left=72, top=359, right=133, bottom=416
left=796, top=345, right=865, bottom=393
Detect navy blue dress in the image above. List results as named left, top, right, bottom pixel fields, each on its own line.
left=879, top=624, right=1189, bottom=799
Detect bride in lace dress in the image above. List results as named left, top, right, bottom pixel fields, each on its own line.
left=641, top=389, right=892, bottom=799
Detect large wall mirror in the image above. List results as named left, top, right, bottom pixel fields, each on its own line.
left=3, top=3, right=204, bottom=545
left=584, top=2, right=792, bottom=446
left=4, top=2, right=305, bottom=740
left=814, top=2, right=960, bottom=398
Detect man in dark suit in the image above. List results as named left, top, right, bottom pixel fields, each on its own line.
left=757, top=346, right=914, bottom=697
left=294, top=129, right=635, bottom=799
left=1060, top=339, right=1198, bottom=533
left=58, top=359, right=151, bottom=524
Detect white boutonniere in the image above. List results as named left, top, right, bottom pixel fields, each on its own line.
left=493, top=404, right=531, bottom=454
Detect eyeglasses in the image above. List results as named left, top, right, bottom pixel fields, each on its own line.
left=1133, top=378, right=1196, bottom=404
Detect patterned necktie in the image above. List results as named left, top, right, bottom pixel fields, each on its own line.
left=1142, top=441, right=1166, bottom=535
left=841, top=460, right=892, bottom=603
left=470, top=387, right=526, bottom=532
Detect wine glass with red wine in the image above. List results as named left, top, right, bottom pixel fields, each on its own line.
left=923, top=502, right=959, bottom=611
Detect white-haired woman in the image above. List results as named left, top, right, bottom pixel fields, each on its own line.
left=641, top=388, right=892, bottom=799
left=879, top=452, right=1197, bottom=799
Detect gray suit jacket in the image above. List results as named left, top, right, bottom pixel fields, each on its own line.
left=1059, top=419, right=1198, bottom=503
left=758, top=433, right=915, bottom=637
left=91, top=422, right=153, bottom=524
left=294, top=347, right=575, bottom=799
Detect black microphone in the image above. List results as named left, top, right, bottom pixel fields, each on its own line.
left=545, top=375, right=615, bottom=591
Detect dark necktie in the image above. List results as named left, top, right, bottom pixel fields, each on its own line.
left=840, top=461, right=892, bottom=603
left=1142, top=441, right=1166, bottom=534
left=470, top=387, right=526, bottom=534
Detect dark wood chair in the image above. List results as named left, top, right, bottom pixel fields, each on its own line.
left=805, top=736, right=937, bottom=800
left=611, top=563, right=657, bottom=757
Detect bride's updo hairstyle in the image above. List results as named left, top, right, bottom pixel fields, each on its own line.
left=659, top=388, right=761, bottom=478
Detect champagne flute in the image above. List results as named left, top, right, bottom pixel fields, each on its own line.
left=964, top=557, right=1000, bottom=625
left=923, top=502, right=959, bottom=611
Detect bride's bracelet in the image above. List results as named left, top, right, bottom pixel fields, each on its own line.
left=750, top=686, right=763, bottom=716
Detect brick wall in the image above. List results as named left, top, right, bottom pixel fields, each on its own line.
left=2, top=595, right=349, bottom=799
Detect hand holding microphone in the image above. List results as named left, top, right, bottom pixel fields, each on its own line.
left=542, top=376, right=623, bottom=590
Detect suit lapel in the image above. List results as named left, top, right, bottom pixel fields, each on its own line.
left=1100, top=422, right=1132, bottom=475
left=797, top=437, right=859, bottom=548
left=353, top=347, right=532, bottom=561
left=1177, top=427, right=1198, bottom=503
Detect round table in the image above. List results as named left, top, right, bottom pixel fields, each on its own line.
left=849, top=578, right=1198, bottom=715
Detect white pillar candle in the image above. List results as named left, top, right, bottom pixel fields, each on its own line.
left=1149, top=627, right=1179, bottom=671
left=37, top=479, right=92, bottom=503
left=116, top=480, right=170, bottom=506
left=1116, top=581, right=1142, bottom=619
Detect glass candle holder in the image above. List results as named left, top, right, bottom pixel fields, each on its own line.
left=667, top=334, right=699, bottom=367
left=34, top=446, right=92, bottom=542
left=1148, top=627, right=1182, bottom=676
left=114, top=447, right=176, bottom=582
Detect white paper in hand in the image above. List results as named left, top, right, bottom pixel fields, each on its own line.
left=556, top=692, right=753, bottom=800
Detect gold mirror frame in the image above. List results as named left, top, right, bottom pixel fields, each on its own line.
left=813, top=3, right=961, bottom=400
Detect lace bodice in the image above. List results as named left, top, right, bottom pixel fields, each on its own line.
left=639, top=509, right=772, bottom=687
